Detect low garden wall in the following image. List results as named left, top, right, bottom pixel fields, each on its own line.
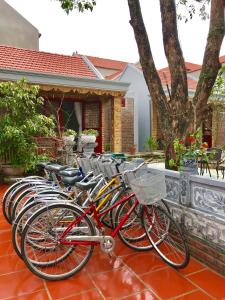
left=148, top=166, right=225, bottom=275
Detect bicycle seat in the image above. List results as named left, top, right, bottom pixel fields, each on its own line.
left=61, top=175, right=83, bottom=186
left=75, top=181, right=97, bottom=191
left=36, top=162, right=50, bottom=169
left=45, top=164, right=67, bottom=172
left=59, top=168, right=80, bottom=177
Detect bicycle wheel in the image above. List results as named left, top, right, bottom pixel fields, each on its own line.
left=11, top=189, right=70, bottom=222
left=12, top=201, right=45, bottom=259
left=12, top=192, right=70, bottom=259
left=142, top=205, right=190, bottom=269
left=114, top=197, right=152, bottom=251
left=8, top=181, right=48, bottom=224
left=21, top=203, right=96, bottom=280
left=2, top=177, right=44, bottom=223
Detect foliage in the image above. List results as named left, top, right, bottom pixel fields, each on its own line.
left=104, top=143, right=111, bottom=152
left=58, top=0, right=96, bottom=14
left=144, top=137, right=158, bottom=152
left=177, top=0, right=210, bottom=22
left=169, top=128, right=210, bottom=169
left=81, top=129, right=99, bottom=136
left=63, top=129, right=77, bottom=136
left=0, top=79, right=55, bottom=172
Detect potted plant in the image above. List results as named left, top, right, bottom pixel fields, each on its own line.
left=144, top=137, right=158, bottom=153
left=80, top=129, right=99, bottom=144
left=62, top=129, right=77, bottom=144
left=169, top=128, right=212, bottom=173
left=0, top=79, right=55, bottom=176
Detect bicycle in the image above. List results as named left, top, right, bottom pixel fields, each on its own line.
left=20, top=162, right=190, bottom=281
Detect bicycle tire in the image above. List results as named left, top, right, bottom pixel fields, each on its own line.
left=11, top=188, right=69, bottom=222
left=2, top=177, right=44, bottom=223
left=142, top=205, right=190, bottom=269
left=8, top=181, right=49, bottom=223
left=21, top=203, right=96, bottom=280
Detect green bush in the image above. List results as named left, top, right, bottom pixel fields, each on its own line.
left=0, top=79, right=55, bottom=172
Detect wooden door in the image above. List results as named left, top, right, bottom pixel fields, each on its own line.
left=82, top=101, right=102, bottom=153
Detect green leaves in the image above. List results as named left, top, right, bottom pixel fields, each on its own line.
left=177, top=0, right=210, bottom=22
left=0, top=79, right=55, bottom=172
left=58, top=0, right=96, bottom=14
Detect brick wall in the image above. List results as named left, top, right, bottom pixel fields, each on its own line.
left=212, top=109, right=225, bottom=147
left=103, top=98, right=112, bottom=151
left=188, top=234, right=225, bottom=276
left=121, top=99, right=134, bottom=152
left=102, top=97, right=134, bottom=153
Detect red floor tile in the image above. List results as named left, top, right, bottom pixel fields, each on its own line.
left=0, top=270, right=44, bottom=299
left=7, top=290, right=49, bottom=300
left=0, top=254, right=26, bottom=274
left=0, top=218, right=11, bottom=231
left=46, top=270, right=95, bottom=300
left=141, top=267, right=196, bottom=299
left=0, top=240, right=15, bottom=257
left=175, top=289, right=214, bottom=300
left=119, top=289, right=158, bottom=300
left=187, top=269, right=225, bottom=299
left=92, top=266, right=145, bottom=299
left=177, top=257, right=206, bottom=276
left=114, top=239, right=137, bottom=257
left=122, top=252, right=166, bottom=275
left=85, top=251, right=123, bottom=274
left=60, top=289, right=103, bottom=300
left=0, top=229, right=12, bottom=243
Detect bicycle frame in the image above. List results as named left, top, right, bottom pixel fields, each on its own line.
left=59, top=191, right=150, bottom=246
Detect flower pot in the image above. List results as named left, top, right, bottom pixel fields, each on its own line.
left=62, top=136, right=75, bottom=145
left=1, top=165, right=24, bottom=176
left=182, top=159, right=198, bottom=174
left=80, top=134, right=96, bottom=144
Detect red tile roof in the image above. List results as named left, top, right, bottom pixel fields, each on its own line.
left=0, top=45, right=97, bottom=78
left=87, top=55, right=128, bottom=71
left=158, top=66, right=197, bottom=90
left=219, top=55, right=225, bottom=63
left=105, top=70, right=123, bottom=80
left=184, top=62, right=201, bottom=72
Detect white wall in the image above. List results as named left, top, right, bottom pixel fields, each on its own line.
left=119, top=64, right=151, bottom=151
left=0, top=0, right=39, bottom=50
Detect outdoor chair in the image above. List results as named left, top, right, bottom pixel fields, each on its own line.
left=198, top=148, right=223, bottom=178
left=207, top=148, right=223, bottom=179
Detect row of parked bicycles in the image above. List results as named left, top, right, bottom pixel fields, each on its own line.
left=2, top=154, right=190, bottom=281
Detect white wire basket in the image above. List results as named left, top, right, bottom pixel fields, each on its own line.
left=129, top=173, right=167, bottom=205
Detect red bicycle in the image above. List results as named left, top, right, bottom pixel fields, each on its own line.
left=21, top=166, right=190, bottom=281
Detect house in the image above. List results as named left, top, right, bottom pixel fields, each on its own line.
left=86, top=54, right=204, bottom=151
left=0, top=0, right=40, bottom=50
left=0, top=45, right=129, bottom=154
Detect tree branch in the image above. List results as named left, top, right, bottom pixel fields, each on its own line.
left=193, top=0, right=225, bottom=127
left=159, top=0, right=188, bottom=103
left=127, top=0, right=173, bottom=140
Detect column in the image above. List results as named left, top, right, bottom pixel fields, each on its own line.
left=111, top=97, right=122, bottom=152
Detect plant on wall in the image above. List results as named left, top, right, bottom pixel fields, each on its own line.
left=0, top=78, right=55, bottom=172
left=144, top=137, right=158, bottom=152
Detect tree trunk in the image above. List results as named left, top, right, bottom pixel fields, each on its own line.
left=193, top=0, right=225, bottom=128
left=127, top=0, right=192, bottom=167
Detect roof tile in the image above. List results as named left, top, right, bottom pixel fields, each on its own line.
left=87, top=55, right=127, bottom=71
left=0, top=45, right=97, bottom=78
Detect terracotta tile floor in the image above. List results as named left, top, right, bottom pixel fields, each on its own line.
left=0, top=184, right=225, bottom=300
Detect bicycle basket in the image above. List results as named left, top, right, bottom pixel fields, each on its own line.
left=129, top=173, right=167, bottom=205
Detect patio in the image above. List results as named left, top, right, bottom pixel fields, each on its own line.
left=0, top=185, right=225, bottom=300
